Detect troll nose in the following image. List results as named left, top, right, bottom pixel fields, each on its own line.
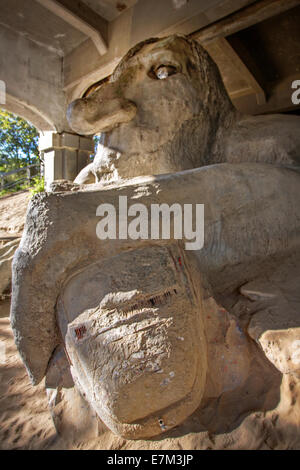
left=67, top=82, right=137, bottom=135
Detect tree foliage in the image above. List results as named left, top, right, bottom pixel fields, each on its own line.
left=0, top=109, right=39, bottom=172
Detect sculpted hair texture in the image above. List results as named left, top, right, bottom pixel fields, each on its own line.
left=155, top=36, right=235, bottom=168
left=112, top=37, right=161, bottom=79
left=113, top=35, right=233, bottom=108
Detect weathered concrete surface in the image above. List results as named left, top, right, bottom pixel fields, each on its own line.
left=11, top=163, right=300, bottom=439
left=68, top=36, right=300, bottom=185
left=0, top=21, right=67, bottom=132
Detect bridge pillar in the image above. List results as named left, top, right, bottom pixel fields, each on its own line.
left=39, top=132, right=94, bottom=191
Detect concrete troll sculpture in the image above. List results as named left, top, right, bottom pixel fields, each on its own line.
left=11, top=35, right=300, bottom=447
left=68, top=35, right=300, bottom=184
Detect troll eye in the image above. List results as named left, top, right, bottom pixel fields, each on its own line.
left=153, top=65, right=178, bottom=80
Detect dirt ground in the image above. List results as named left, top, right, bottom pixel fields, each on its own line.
left=0, top=314, right=60, bottom=449
left=0, top=191, right=29, bottom=239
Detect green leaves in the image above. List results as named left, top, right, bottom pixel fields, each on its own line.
left=0, top=109, right=39, bottom=171
left=29, top=176, right=44, bottom=196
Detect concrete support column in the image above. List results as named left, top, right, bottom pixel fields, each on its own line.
left=39, top=132, right=94, bottom=191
